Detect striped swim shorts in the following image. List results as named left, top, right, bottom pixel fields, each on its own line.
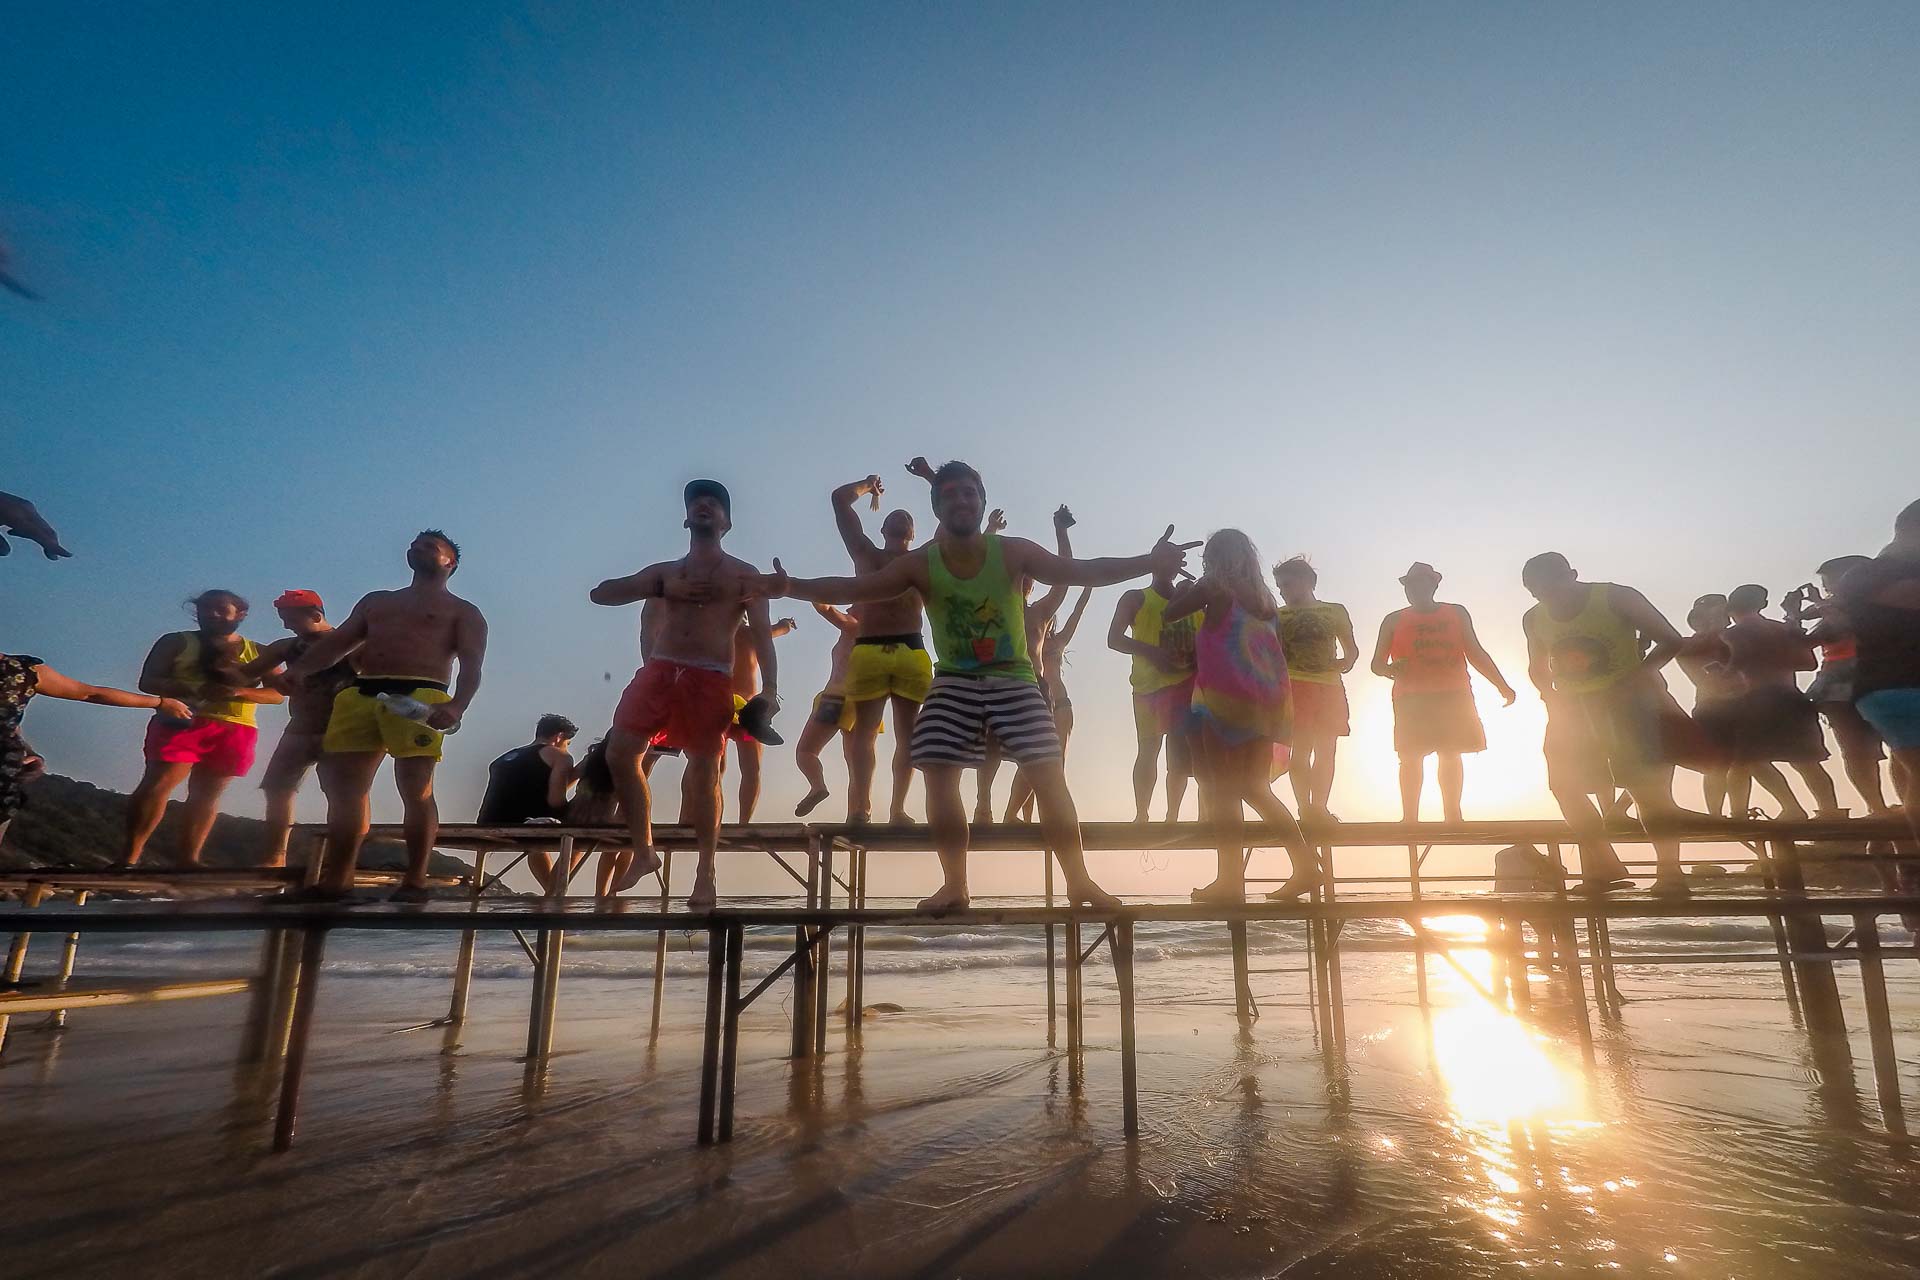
left=909, top=674, right=1062, bottom=768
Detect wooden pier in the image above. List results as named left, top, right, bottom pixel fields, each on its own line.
left=2, top=815, right=1917, bottom=1153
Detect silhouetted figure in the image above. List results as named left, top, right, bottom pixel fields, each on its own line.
left=1273, top=556, right=1357, bottom=821
left=1372, top=562, right=1515, bottom=824
left=1521, top=553, right=1696, bottom=897
left=1723, top=584, right=1841, bottom=814
left=728, top=614, right=795, bottom=824
left=1165, top=530, right=1319, bottom=903
left=1677, top=594, right=1805, bottom=817
left=0, top=491, right=68, bottom=560
left=1786, top=558, right=1896, bottom=816
left=1838, top=500, right=1920, bottom=879
left=1109, top=554, right=1200, bottom=823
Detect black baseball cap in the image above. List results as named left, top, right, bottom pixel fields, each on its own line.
left=684, top=479, right=731, bottom=520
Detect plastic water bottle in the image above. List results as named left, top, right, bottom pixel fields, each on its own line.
left=376, top=692, right=460, bottom=733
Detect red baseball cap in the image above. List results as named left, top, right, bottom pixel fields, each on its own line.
left=274, top=589, right=324, bottom=611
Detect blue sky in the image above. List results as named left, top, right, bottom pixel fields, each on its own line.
left=4, top=3, right=1918, bottom=893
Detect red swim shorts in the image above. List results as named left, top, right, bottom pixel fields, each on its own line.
left=613, top=661, right=734, bottom=757
left=144, top=716, right=259, bottom=778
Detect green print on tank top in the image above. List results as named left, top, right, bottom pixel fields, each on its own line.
left=924, top=536, right=1036, bottom=682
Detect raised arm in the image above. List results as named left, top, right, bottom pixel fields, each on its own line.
left=590, top=563, right=674, bottom=607
left=428, top=603, right=488, bottom=730
left=0, top=491, right=71, bottom=560
left=769, top=616, right=798, bottom=639
left=33, top=663, right=190, bottom=721
left=1006, top=525, right=1192, bottom=590
left=1456, top=606, right=1517, bottom=705
left=831, top=476, right=884, bottom=567
left=1611, top=585, right=1682, bottom=672
left=764, top=552, right=930, bottom=605
left=1054, top=587, right=1094, bottom=647
left=1028, top=505, right=1077, bottom=620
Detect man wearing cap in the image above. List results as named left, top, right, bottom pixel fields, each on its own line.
left=590, top=480, right=780, bottom=911
left=1371, top=562, right=1516, bottom=824
left=242, top=590, right=357, bottom=866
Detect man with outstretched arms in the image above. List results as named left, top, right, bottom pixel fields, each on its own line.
left=1521, top=552, right=1693, bottom=898
left=591, top=480, right=778, bottom=911
left=760, top=460, right=1192, bottom=912
left=289, top=531, right=485, bottom=900
left=830, top=472, right=930, bottom=823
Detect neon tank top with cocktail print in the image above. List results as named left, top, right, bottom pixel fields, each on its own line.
left=924, top=536, right=1035, bottom=682
left=1529, top=583, right=1641, bottom=694
left=1130, top=587, right=1200, bottom=694
left=1386, top=605, right=1471, bottom=695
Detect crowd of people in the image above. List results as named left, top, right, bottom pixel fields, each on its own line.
left=3, top=477, right=1918, bottom=913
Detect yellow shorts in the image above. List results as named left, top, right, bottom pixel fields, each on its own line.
left=844, top=641, right=933, bottom=704
left=321, top=684, right=452, bottom=760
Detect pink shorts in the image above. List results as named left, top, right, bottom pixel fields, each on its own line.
left=144, top=717, right=258, bottom=778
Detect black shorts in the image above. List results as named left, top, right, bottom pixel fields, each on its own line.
left=1728, top=687, right=1828, bottom=764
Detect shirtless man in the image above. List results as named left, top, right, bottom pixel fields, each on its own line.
left=288, top=531, right=488, bottom=901
left=1110, top=558, right=1200, bottom=823
left=831, top=473, right=930, bottom=823
left=1521, top=552, right=1693, bottom=897
left=1723, top=584, right=1841, bottom=815
left=729, top=614, right=796, bottom=823
left=243, top=590, right=357, bottom=866
left=794, top=604, right=862, bottom=817
left=592, top=480, right=778, bottom=910
left=761, top=460, right=1191, bottom=912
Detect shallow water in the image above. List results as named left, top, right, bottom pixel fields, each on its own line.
left=5, top=900, right=1920, bottom=1276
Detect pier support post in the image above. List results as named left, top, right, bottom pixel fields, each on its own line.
left=718, top=922, right=745, bottom=1141
left=650, top=850, right=671, bottom=1047
left=698, top=926, right=726, bottom=1144
left=1229, top=920, right=1253, bottom=1023
left=792, top=837, right=818, bottom=1060
left=1045, top=849, right=1058, bottom=1048
left=1115, top=919, right=1138, bottom=1138
left=272, top=926, right=329, bottom=1152
left=0, top=881, right=48, bottom=1055
left=814, top=845, right=832, bottom=1056
left=1066, top=917, right=1083, bottom=1057
left=44, top=888, right=87, bottom=1031
left=239, top=922, right=286, bottom=1063
left=1854, top=912, right=1907, bottom=1137
left=1773, top=840, right=1846, bottom=1037
left=447, top=850, right=488, bottom=1028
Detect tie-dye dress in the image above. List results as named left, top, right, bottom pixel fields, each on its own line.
left=1188, top=600, right=1293, bottom=764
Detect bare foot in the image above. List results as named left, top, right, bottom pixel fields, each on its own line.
left=888, top=808, right=911, bottom=825
left=614, top=849, right=661, bottom=894
left=794, top=786, right=830, bottom=817
left=686, top=876, right=717, bottom=912
left=1189, top=879, right=1245, bottom=904
left=1265, top=868, right=1321, bottom=901
left=1067, top=881, right=1122, bottom=911
left=917, top=885, right=969, bottom=914
left=1648, top=872, right=1692, bottom=901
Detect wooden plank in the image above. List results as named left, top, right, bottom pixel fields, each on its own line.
left=0, top=977, right=251, bottom=1015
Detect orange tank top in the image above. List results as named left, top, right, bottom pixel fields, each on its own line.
left=1387, top=605, right=1470, bottom=695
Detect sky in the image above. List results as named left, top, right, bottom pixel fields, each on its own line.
left=4, top=2, right=1918, bottom=895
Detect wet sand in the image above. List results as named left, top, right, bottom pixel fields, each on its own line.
left=5, top=922, right=1920, bottom=1278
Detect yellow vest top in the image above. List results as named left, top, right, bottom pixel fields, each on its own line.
left=171, top=632, right=264, bottom=726
left=1527, top=584, right=1641, bottom=694
left=1130, top=588, right=1201, bottom=694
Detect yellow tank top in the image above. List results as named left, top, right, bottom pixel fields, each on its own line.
left=1527, top=584, right=1641, bottom=694
left=171, top=632, right=264, bottom=726
left=1129, top=588, right=1200, bottom=694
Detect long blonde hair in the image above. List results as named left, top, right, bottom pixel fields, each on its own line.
left=1202, top=528, right=1278, bottom=616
